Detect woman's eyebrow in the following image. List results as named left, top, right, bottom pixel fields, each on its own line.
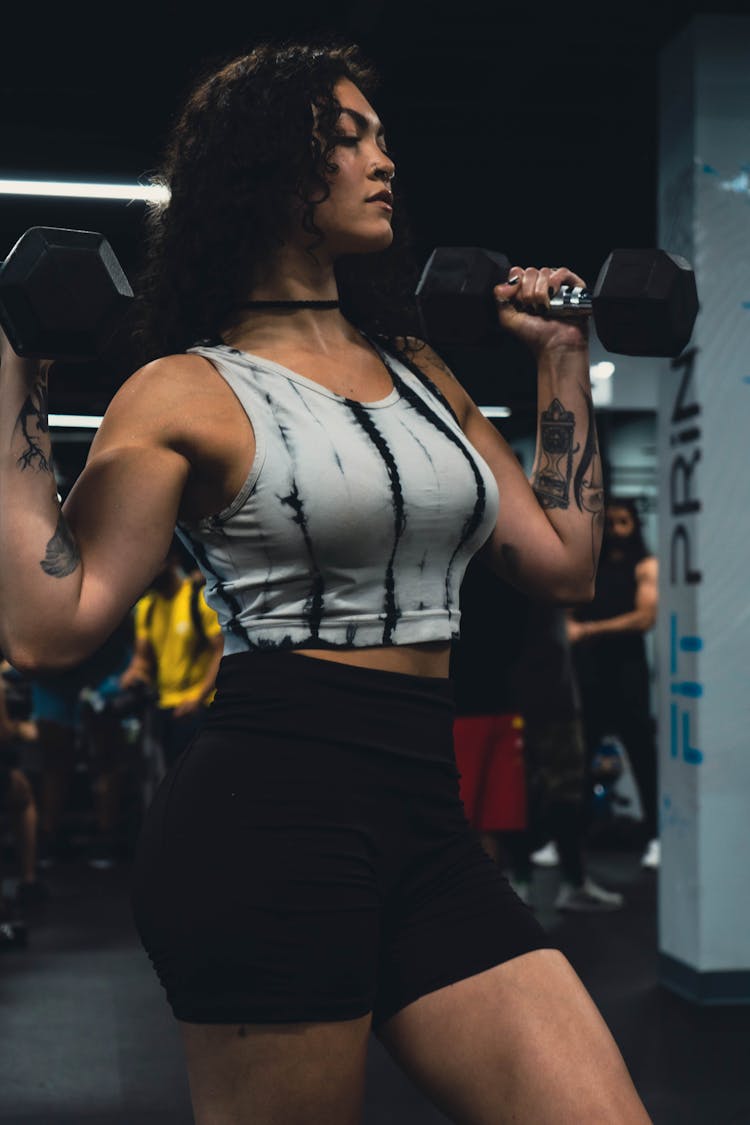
left=338, top=107, right=385, bottom=137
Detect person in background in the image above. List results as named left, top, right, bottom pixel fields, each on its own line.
left=28, top=616, right=134, bottom=868
left=450, top=553, right=531, bottom=869
left=503, top=601, right=625, bottom=911
left=78, top=616, right=143, bottom=870
left=568, top=498, right=660, bottom=869
left=0, top=660, right=43, bottom=948
left=119, top=539, right=224, bottom=772
left=27, top=666, right=80, bottom=866
left=451, top=545, right=623, bottom=911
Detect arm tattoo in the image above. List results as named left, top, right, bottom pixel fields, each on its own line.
left=40, top=511, right=80, bottom=578
left=532, top=398, right=579, bottom=509
left=573, top=384, right=605, bottom=578
left=531, top=389, right=604, bottom=579
left=15, top=375, right=52, bottom=474
left=573, top=387, right=598, bottom=511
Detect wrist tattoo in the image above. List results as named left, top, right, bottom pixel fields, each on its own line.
left=532, top=398, right=578, bottom=509
left=15, top=374, right=52, bottom=474
left=40, top=511, right=80, bottom=578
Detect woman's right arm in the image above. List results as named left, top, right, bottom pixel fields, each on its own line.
left=0, top=337, right=192, bottom=674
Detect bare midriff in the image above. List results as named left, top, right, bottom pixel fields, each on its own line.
left=290, top=639, right=452, bottom=679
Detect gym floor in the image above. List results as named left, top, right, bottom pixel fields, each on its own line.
left=1, top=847, right=748, bottom=1125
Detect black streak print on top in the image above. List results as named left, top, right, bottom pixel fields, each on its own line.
left=278, top=479, right=326, bottom=638
left=288, top=382, right=346, bottom=477
left=397, top=415, right=440, bottom=477
left=176, top=525, right=253, bottom=650
left=345, top=400, right=407, bottom=644
left=375, top=353, right=488, bottom=625
left=267, top=402, right=326, bottom=641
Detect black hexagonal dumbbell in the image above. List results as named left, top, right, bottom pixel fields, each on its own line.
left=0, top=227, right=133, bottom=363
left=415, top=246, right=699, bottom=358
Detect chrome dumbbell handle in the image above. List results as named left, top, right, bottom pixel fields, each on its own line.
left=548, top=285, right=593, bottom=317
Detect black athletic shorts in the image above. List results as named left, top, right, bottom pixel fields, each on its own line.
left=129, top=649, right=556, bottom=1031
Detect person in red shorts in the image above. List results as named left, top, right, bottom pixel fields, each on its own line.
left=450, top=553, right=530, bottom=861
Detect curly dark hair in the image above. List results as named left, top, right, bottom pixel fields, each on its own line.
left=130, top=34, right=427, bottom=368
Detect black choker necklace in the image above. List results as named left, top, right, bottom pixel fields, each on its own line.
left=237, top=299, right=340, bottom=309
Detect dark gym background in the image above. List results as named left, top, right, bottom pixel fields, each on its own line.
left=1, top=3, right=749, bottom=1123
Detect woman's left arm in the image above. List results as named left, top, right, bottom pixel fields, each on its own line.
left=407, top=265, right=604, bottom=603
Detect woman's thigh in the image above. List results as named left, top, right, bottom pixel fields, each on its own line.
left=179, top=1012, right=372, bottom=1125
left=375, top=948, right=651, bottom=1125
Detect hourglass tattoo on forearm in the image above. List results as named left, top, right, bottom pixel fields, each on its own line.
left=532, top=386, right=604, bottom=578
left=14, top=372, right=81, bottom=578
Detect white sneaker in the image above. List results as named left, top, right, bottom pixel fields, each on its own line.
left=530, top=841, right=560, bottom=867
left=555, top=876, right=624, bottom=912
left=641, top=838, right=661, bottom=869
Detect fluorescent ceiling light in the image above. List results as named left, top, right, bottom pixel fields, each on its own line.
left=480, top=406, right=511, bottom=418
left=0, top=179, right=169, bottom=204
left=50, top=408, right=510, bottom=430
left=49, top=414, right=102, bottom=429
left=590, top=361, right=615, bottom=380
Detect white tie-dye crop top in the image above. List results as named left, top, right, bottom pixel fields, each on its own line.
left=175, top=329, right=499, bottom=655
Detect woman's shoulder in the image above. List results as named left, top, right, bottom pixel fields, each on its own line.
left=81, top=351, right=254, bottom=526
left=126, top=351, right=221, bottom=393
left=101, top=352, right=237, bottom=446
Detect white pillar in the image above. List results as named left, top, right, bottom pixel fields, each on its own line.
left=657, top=15, right=750, bottom=1003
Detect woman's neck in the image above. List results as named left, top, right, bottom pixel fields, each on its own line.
left=220, top=242, right=359, bottom=352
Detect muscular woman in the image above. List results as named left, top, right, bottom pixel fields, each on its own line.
left=568, top=499, right=660, bottom=868
left=0, top=39, right=651, bottom=1125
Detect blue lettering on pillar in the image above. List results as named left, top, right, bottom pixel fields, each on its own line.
left=669, top=613, right=704, bottom=764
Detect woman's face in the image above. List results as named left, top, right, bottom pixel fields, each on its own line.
left=606, top=506, right=636, bottom=539
left=305, top=77, right=396, bottom=258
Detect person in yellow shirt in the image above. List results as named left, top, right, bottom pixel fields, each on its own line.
left=120, top=539, right=224, bottom=770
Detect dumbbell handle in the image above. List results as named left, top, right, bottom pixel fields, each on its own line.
left=548, top=285, right=593, bottom=317
left=501, top=283, right=592, bottom=318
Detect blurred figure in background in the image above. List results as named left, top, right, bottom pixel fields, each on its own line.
left=29, top=616, right=134, bottom=868
left=452, top=555, right=624, bottom=912
left=450, top=555, right=529, bottom=868
left=0, top=661, right=42, bottom=947
left=119, top=539, right=223, bottom=772
left=567, top=499, right=660, bottom=869
left=78, top=618, right=147, bottom=870
left=504, top=602, right=624, bottom=912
